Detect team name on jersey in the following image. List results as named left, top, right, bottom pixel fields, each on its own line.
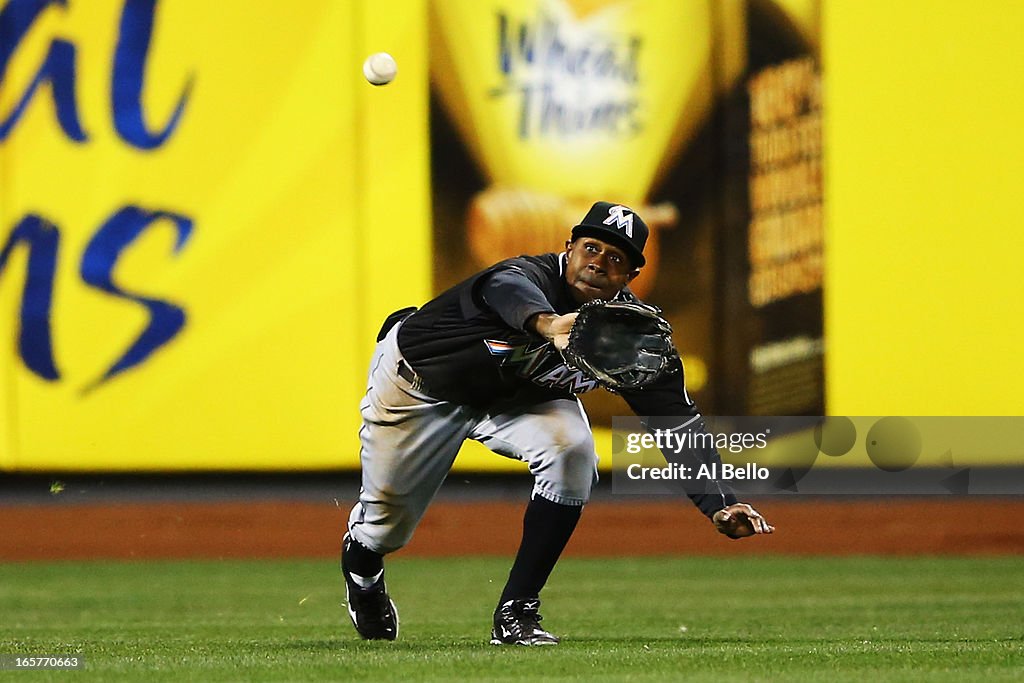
left=483, top=340, right=598, bottom=393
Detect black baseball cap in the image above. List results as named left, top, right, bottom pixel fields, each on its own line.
left=570, top=201, right=648, bottom=268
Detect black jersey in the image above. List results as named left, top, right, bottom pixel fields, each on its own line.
left=400, top=252, right=698, bottom=415
left=398, top=253, right=587, bottom=406
left=395, top=251, right=737, bottom=518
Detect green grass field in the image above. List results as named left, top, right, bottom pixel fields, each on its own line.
left=1, top=556, right=1022, bottom=682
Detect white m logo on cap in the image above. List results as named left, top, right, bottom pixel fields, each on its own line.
left=603, top=205, right=633, bottom=238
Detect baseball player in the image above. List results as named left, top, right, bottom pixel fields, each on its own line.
left=342, top=201, right=773, bottom=645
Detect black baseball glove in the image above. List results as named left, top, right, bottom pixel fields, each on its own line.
left=561, top=300, right=679, bottom=392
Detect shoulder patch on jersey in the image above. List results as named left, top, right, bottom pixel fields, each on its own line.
left=484, top=339, right=514, bottom=356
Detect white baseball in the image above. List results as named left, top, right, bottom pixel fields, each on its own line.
left=363, top=52, right=397, bottom=86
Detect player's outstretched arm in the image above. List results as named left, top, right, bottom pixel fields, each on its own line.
left=712, top=503, right=775, bottom=539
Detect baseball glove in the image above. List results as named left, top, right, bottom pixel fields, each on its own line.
left=561, top=300, right=679, bottom=392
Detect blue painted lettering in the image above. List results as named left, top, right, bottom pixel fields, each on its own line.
left=0, top=0, right=88, bottom=142
left=0, top=0, right=192, bottom=148
left=80, top=206, right=193, bottom=387
left=1, top=205, right=194, bottom=389
left=112, top=0, right=193, bottom=149
left=0, top=214, right=62, bottom=380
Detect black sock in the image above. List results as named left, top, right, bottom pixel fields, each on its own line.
left=343, top=534, right=383, bottom=577
left=499, top=495, right=583, bottom=604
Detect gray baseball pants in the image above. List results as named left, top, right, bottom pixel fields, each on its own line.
left=347, top=322, right=599, bottom=555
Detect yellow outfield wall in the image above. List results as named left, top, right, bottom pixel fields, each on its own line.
left=822, top=0, right=1024, bottom=417
left=0, top=0, right=430, bottom=470
left=1, top=0, right=1022, bottom=473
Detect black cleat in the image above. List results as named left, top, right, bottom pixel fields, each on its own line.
left=343, top=569, right=399, bottom=640
left=342, top=539, right=398, bottom=640
left=490, top=598, right=560, bottom=646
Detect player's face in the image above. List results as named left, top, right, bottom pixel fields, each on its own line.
left=564, top=237, right=639, bottom=304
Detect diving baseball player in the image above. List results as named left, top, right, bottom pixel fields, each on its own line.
left=342, top=201, right=774, bottom=645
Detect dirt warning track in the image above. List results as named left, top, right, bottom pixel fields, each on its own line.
left=2, top=499, right=1022, bottom=561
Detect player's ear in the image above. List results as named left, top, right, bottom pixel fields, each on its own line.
left=626, top=269, right=640, bottom=282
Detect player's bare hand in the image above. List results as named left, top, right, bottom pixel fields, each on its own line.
left=531, top=312, right=579, bottom=350
left=713, top=503, right=774, bottom=539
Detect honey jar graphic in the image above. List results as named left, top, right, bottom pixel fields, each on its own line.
left=429, top=0, right=823, bottom=416
left=429, top=0, right=734, bottom=295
